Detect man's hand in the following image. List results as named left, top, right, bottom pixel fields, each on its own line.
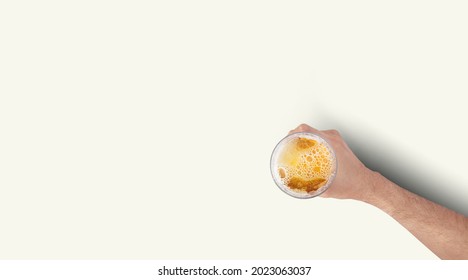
left=288, top=123, right=375, bottom=200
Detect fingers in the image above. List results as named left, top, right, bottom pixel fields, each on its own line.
left=320, top=189, right=331, bottom=198
left=322, top=129, right=341, bottom=137
left=288, top=123, right=321, bottom=135
left=320, top=187, right=333, bottom=198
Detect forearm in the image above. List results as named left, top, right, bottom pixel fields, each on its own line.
left=356, top=171, right=468, bottom=259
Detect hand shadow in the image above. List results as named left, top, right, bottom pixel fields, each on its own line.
left=311, top=116, right=468, bottom=216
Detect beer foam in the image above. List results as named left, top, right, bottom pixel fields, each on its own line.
left=273, top=135, right=336, bottom=195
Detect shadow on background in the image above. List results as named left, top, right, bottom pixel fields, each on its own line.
left=311, top=115, right=468, bottom=216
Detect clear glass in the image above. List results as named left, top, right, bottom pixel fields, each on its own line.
left=270, top=132, right=337, bottom=199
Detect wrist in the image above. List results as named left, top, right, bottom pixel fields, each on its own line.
left=356, top=170, right=399, bottom=216
left=352, top=168, right=382, bottom=202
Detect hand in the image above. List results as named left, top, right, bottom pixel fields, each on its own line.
left=288, top=124, right=376, bottom=200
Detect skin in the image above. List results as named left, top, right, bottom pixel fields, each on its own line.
left=289, top=124, right=468, bottom=260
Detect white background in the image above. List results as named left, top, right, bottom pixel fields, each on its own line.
left=1, top=1, right=467, bottom=259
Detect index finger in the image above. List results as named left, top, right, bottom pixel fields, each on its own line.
left=288, top=123, right=321, bottom=135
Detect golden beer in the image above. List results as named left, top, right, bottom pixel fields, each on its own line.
left=271, top=132, right=337, bottom=198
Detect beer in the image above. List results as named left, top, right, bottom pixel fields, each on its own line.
left=270, top=132, right=337, bottom=198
